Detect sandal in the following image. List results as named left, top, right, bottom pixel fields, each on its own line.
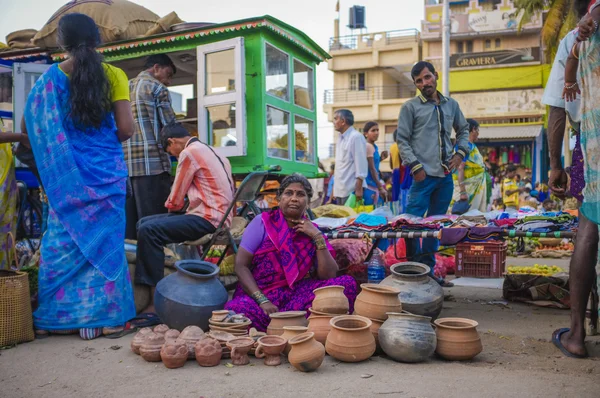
left=103, top=313, right=161, bottom=339
left=552, top=328, right=587, bottom=359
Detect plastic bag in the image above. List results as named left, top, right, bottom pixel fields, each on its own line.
left=344, top=194, right=374, bottom=214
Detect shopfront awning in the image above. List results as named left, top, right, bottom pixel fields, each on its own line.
left=477, top=125, right=543, bottom=141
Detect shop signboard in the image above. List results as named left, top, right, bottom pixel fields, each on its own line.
left=450, top=47, right=540, bottom=68
left=452, top=88, right=544, bottom=117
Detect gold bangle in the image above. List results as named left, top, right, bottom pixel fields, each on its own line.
left=313, top=235, right=327, bottom=251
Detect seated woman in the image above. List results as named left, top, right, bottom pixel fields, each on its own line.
left=225, top=174, right=358, bottom=331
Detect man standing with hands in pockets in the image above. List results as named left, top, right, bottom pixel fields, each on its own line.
left=396, top=61, right=470, bottom=287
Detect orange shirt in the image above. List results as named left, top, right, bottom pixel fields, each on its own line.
left=165, top=139, right=234, bottom=228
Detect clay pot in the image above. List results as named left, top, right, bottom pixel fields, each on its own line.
left=140, top=332, right=165, bottom=362
left=194, top=338, right=223, bottom=367
left=325, top=315, right=376, bottom=363
left=267, top=311, right=308, bottom=336
left=226, top=337, right=255, bottom=366
left=312, top=285, right=349, bottom=314
left=368, top=318, right=384, bottom=353
left=308, top=307, right=348, bottom=316
left=177, top=325, right=206, bottom=359
left=255, top=335, right=287, bottom=366
left=281, top=326, right=308, bottom=355
left=160, top=340, right=188, bottom=369
left=354, top=284, right=402, bottom=321
left=131, top=327, right=153, bottom=355
left=153, top=324, right=170, bottom=336
left=164, top=329, right=181, bottom=344
left=381, top=262, right=444, bottom=320
left=434, top=318, right=482, bottom=361
left=379, top=311, right=436, bottom=363
left=307, top=315, right=335, bottom=345
left=288, top=332, right=325, bottom=372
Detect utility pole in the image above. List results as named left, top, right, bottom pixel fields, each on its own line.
left=442, top=0, right=450, bottom=97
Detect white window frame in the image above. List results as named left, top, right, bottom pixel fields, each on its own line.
left=197, top=37, right=246, bottom=157
left=13, top=63, right=50, bottom=133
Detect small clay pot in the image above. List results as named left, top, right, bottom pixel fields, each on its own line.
left=164, top=329, right=181, bottom=344
left=312, top=285, right=349, bottom=315
left=178, top=325, right=206, bottom=359
left=160, top=340, right=188, bottom=369
left=226, top=337, right=254, bottom=366
left=153, top=324, right=170, bottom=336
left=368, top=318, right=384, bottom=354
left=194, top=338, right=223, bottom=367
left=281, top=326, right=308, bottom=355
left=288, top=332, right=325, bottom=372
left=354, top=284, right=402, bottom=321
left=140, top=332, right=165, bottom=362
left=131, top=327, right=153, bottom=355
left=434, top=318, right=482, bottom=361
left=255, top=335, right=287, bottom=366
left=307, top=314, right=335, bottom=345
left=325, top=315, right=376, bottom=363
left=267, top=311, right=308, bottom=336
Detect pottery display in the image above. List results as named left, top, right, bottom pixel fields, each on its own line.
left=368, top=317, right=384, bottom=353
left=379, top=311, right=437, bottom=363
left=280, top=326, right=308, bottom=355
left=381, top=262, right=444, bottom=320
left=288, top=332, right=326, bottom=372
left=255, top=335, right=287, bottom=366
left=307, top=314, right=335, bottom=345
left=434, top=318, right=482, bottom=361
left=325, top=315, right=376, bottom=363
left=267, top=311, right=308, bottom=336
left=140, top=332, right=165, bottom=362
left=131, top=327, right=153, bottom=355
left=177, top=325, right=206, bottom=359
left=226, top=337, right=255, bottom=366
left=312, top=285, right=349, bottom=314
left=160, top=340, right=189, bottom=369
left=153, top=324, right=170, bottom=336
left=194, top=338, right=223, bottom=367
left=211, top=310, right=230, bottom=323
left=155, top=260, right=228, bottom=331
left=164, top=329, right=181, bottom=344
left=354, top=284, right=402, bottom=321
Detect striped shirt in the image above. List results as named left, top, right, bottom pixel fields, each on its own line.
left=165, top=139, right=234, bottom=228
left=124, top=71, right=176, bottom=177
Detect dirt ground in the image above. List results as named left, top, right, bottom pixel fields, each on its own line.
left=1, top=257, right=599, bottom=398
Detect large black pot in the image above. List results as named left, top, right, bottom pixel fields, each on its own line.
left=155, top=260, right=228, bottom=331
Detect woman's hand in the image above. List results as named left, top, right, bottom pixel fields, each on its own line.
left=378, top=186, right=388, bottom=201
left=292, top=219, right=321, bottom=239
left=260, top=301, right=279, bottom=315
left=562, top=82, right=580, bottom=102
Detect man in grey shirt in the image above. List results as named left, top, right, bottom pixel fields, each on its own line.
left=396, top=61, right=470, bottom=287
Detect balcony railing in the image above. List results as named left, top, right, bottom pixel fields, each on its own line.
left=323, top=85, right=416, bottom=104
left=329, top=29, right=420, bottom=51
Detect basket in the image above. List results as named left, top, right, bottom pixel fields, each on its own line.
left=455, top=240, right=507, bottom=278
left=0, top=232, right=35, bottom=347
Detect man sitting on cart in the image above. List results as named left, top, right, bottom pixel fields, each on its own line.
left=135, top=123, right=234, bottom=314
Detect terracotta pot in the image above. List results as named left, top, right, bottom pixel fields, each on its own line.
left=153, top=324, right=170, bottom=336
left=307, top=315, right=335, bottom=345
left=381, top=262, right=444, bottom=320
left=368, top=318, right=384, bottom=353
left=160, top=340, right=189, bottom=369
left=226, top=337, right=254, bottom=366
left=308, top=307, right=348, bottom=316
left=194, top=338, right=223, bottom=367
left=379, top=311, right=436, bottom=363
left=312, top=285, right=349, bottom=314
left=434, top=318, right=482, bottom=361
left=325, top=315, right=376, bottom=363
left=131, top=327, right=153, bottom=355
left=267, top=311, right=308, bottom=336
left=281, top=326, right=308, bottom=355
left=255, top=335, right=287, bottom=366
left=164, top=329, right=181, bottom=344
left=288, top=332, right=325, bottom=372
left=177, top=325, right=206, bottom=359
left=140, top=332, right=165, bottom=362
left=354, top=284, right=402, bottom=321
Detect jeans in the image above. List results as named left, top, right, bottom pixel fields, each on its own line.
left=135, top=213, right=216, bottom=286
left=405, top=174, right=453, bottom=276
left=125, top=173, right=173, bottom=240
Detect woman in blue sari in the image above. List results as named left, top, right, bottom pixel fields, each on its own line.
left=23, top=14, right=136, bottom=340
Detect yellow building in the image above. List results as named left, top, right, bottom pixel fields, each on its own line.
left=421, top=0, right=548, bottom=182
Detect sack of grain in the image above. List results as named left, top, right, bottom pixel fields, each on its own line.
left=6, top=29, right=37, bottom=49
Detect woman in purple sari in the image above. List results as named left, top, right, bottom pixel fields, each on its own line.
left=225, top=174, right=358, bottom=331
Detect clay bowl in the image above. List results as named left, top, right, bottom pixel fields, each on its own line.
left=195, top=338, right=223, bottom=367
left=288, top=332, right=326, bottom=372
left=140, top=332, right=165, bottom=362
left=354, top=284, right=402, bottom=321
left=307, top=314, right=335, bottom=345
left=160, top=340, right=189, bottom=369
left=208, top=319, right=252, bottom=329
left=210, top=310, right=230, bottom=322
left=281, top=326, right=309, bottom=355
left=267, top=311, right=308, bottom=336
left=131, top=327, right=153, bottom=355
left=434, top=318, right=483, bottom=361
left=226, top=337, right=255, bottom=366
left=207, top=331, right=236, bottom=343
left=255, top=335, right=287, bottom=366
left=312, top=285, right=349, bottom=315
left=209, top=325, right=248, bottom=335
left=325, top=315, right=376, bottom=363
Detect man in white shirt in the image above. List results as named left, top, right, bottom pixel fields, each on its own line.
left=332, top=109, right=368, bottom=205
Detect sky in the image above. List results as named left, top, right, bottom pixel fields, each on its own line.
left=0, top=0, right=424, bottom=158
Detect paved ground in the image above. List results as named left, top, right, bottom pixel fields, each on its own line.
left=1, top=257, right=598, bottom=398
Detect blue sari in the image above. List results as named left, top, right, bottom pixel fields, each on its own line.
left=25, top=64, right=135, bottom=330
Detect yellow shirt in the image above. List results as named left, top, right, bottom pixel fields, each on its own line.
left=390, top=143, right=401, bottom=170
left=58, top=63, right=129, bottom=103
left=502, top=178, right=519, bottom=208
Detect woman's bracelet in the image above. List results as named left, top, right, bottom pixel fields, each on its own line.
left=564, top=82, right=578, bottom=90
left=251, top=291, right=270, bottom=305
left=313, top=234, right=327, bottom=251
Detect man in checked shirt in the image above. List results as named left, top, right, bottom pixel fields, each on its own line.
left=124, top=54, right=177, bottom=239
